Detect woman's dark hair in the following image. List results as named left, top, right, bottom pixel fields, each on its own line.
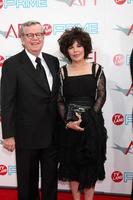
left=58, top=27, right=92, bottom=62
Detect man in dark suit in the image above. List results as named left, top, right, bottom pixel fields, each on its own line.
left=1, top=21, right=60, bottom=200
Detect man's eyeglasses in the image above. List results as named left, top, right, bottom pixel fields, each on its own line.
left=24, top=32, right=44, bottom=39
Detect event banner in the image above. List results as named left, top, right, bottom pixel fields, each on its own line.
left=0, top=0, right=133, bottom=195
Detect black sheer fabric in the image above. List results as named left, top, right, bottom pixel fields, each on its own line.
left=93, top=72, right=106, bottom=113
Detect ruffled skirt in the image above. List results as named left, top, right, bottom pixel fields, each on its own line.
left=58, top=110, right=107, bottom=191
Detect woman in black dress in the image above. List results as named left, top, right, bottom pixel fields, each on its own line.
left=58, top=27, right=107, bottom=200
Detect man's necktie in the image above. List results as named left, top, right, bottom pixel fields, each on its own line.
left=35, top=57, right=47, bottom=81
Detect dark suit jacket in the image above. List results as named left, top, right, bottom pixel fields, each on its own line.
left=130, top=49, right=133, bottom=82
left=1, top=50, right=60, bottom=149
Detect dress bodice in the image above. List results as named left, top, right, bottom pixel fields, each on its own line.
left=63, top=74, right=97, bottom=106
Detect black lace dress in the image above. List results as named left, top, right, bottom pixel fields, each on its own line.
left=58, top=63, right=107, bottom=191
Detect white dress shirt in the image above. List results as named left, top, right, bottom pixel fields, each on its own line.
left=25, top=50, right=53, bottom=91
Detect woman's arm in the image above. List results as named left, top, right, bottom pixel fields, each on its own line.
left=93, top=68, right=106, bottom=112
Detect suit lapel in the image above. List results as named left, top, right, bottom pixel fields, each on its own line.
left=20, top=50, right=50, bottom=93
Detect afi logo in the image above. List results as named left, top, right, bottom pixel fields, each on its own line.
left=112, top=114, right=124, bottom=125
left=128, top=24, right=133, bottom=35
left=0, top=55, right=5, bottom=67
left=114, top=0, right=126, bottom=5
left=113, top=54, right=124, bottom=66
left=125, top=141, right=133, bottom=154
left=126, top=84, right=133, bottom=96
left=70, top=0, right=86, bottom=6
left=114, top=24, right=133, bottom=36
left=0, top=165, right=7, bottom=175
left=112, top=171, right=123, bottom=182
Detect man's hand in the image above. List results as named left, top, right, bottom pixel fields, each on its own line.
left=3, top=137, right=15, bottom=152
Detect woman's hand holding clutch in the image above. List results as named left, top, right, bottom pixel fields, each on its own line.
left=65, top=112, right=84, bottom=132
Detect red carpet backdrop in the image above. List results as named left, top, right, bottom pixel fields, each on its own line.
left=0, top=0, right=133, bottom=196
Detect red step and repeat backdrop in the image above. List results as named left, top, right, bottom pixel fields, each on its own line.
left=0, top=0, right=132, bottom=195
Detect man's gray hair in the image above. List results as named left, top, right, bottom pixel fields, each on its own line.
left=19, top=20, right=45, bottom=36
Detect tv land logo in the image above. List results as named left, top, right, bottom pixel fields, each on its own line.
left=0, top=0, right=47, bottom=9
left=112, top=171, right=133, bottom=183
left=0, top=165, right=7, bottom=175
left=43, top=24, right=52, bottom=36
left=114, top=24, right=133, bottom=36
left=0, top=23, right=99, bottom=38
left=0, top=165, right=16, bottom=176
left=113, top=54, right=129, bottom=66
left=114, top=0, right=133, bottom=4
left=112, top=113, right=132, bottom=125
